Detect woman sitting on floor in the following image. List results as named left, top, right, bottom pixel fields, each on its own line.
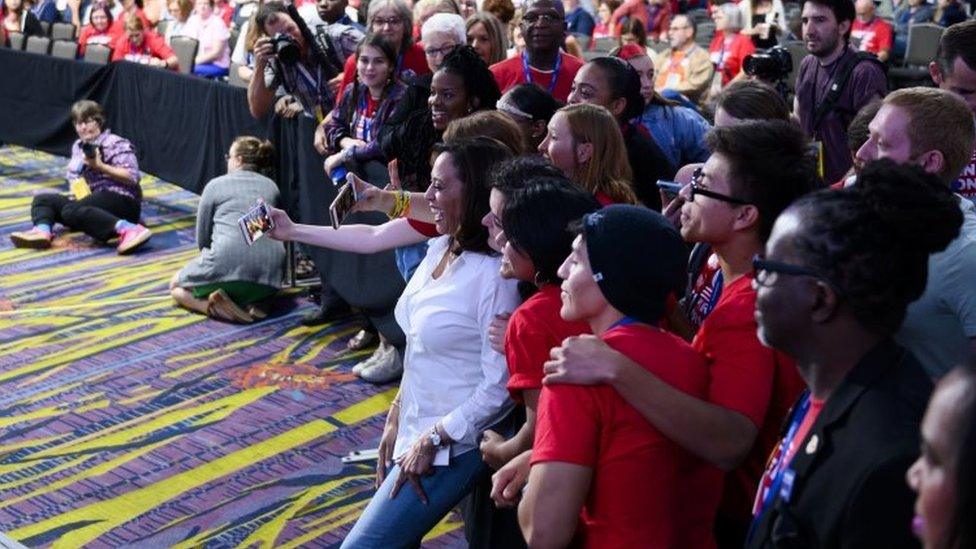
left=10, top=100, right=151, bottom=254
left=169, top=136, right=285, bottom=323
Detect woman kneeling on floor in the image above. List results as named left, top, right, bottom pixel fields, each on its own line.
left=170, top=136, right=285, bottom=323
left=10, top=100, right=152, bottom=254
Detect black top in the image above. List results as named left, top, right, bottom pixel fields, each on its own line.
left=622, top=122, right=674, bottom=211
left=377, top=73, right=437, bottom=192
left=747, top=340, right=931, bottom=549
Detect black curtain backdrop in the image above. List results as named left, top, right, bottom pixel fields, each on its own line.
left=0, top=49, right=404, bottom=343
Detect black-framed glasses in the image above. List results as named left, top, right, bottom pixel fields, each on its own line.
left=687, top=167, right=750, bottom=205
left=752, top=254, right=842, bottom=295
left=424, top=44, right=457, bottom=57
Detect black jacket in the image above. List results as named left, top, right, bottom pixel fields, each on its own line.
left=622, top=122, right=674, bottom=211
left=746, top=340, right=931, bottom=549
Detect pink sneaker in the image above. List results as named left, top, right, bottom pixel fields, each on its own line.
left=117, top=224, right=152, bottom=254
left=10, top=227, right=53, bottom=249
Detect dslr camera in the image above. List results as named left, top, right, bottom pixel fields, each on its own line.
left=80, top=141, right=100, bottom=159
left=743, top=46, right=793, bottom=83
left=271, top=32, right=301, bottom=65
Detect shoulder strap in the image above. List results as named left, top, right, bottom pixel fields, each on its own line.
left=811, top=51, right=883, bottom=130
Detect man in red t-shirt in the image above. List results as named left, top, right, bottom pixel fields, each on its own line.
left=489, top=0, right=583, bottom=103
left=541, top=120, right=819, bottom=547
left=851, top=0, right=892, bottom=62
left=520, top=205, right=722, bottom=548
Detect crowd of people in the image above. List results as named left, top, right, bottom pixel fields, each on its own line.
left=7, top=0, right=976, bottom=544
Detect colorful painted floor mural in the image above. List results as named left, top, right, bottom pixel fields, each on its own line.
left=0, top=146, right=464, bottom=548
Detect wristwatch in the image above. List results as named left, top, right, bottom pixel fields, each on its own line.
left=427, top=426, right=444, bottom=448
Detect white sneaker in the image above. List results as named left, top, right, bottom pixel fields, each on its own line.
left=351, top=343, right=387, bottom=375
left=359, top=344, right=403, bottom=384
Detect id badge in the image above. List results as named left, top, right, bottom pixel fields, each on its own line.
left=811, top=141, right=824, bottom=180
left=315, top=105, right=325, bottom=125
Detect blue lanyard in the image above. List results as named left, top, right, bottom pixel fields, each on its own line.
left=747, top=391, right=812, bottom=543
left=609, top=316, right=638, bottom=330
left=521, top=52, right=562, bottom=95
left=295, top=63, right=323, bottom=104
left=705, top=269, right=724, bottom=316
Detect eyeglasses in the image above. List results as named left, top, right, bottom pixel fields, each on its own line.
left=424, top=44, right=456, bottom=57
left=522, top=12, right=562, bottom=25
left=686, top=167, right=750, bottom=205
left=752, top=254, right=842, bottom=295
left=373, top=16, right=402, bottom=26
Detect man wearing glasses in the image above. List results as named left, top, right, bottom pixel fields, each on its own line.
left=541, top=119, right=821, bottom=547
left=489, top=0, right=583, bottom=102
left=652, top=14, right=713, bottom=105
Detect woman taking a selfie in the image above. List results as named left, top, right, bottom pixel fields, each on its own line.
left=10, top=100, right=151, bottom=254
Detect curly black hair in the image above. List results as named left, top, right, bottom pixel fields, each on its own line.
left=489, top=156, right=566, bottom=196
left=437, top=45, right=501, bottom=111
left=788, top=159, right=963, bottom=335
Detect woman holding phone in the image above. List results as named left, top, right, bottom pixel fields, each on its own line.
left=169, top=136, right=284, bottom=323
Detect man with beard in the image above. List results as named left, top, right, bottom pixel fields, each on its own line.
left=489, top=0, right=583, bottom=103
left=793, top=0, right=886, bottom=184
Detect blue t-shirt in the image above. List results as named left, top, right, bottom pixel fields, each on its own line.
left=566, top=6, right=595, bottom=37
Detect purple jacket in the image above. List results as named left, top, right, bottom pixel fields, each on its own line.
left=66, top=130, right=142, bottom=201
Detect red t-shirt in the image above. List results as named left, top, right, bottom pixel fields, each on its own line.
left=533, top=323, right=721, bottom=549
left=110, top=30, right=175, bottom=66
left=952, top=146, right=976, bottom=203
left=851, top=17, right=893, bottom=56
left=504, top=285, right=591, bottom=402
left=490, top=51, right=584, bottom=104
left=406, top=218, right=439, bottom=237
left=78, top=25, right=114, bottom=56
left=337, top=42, right=430, bottom=100
left=692, top=274, right=806, bottom=524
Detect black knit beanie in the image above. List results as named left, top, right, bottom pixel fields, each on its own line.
left=582, top=205, right=688, bottom=324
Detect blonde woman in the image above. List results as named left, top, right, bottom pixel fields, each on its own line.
left=538, top=103, right=639, bottom=206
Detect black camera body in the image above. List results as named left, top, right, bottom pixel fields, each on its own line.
left=81, top=141, right=100, bottom=159
left=271, top=32, right=301, bottom=65
left=743, top=46, right=793, bottom=83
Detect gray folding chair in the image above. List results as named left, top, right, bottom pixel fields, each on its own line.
left=51, top=22, right=76, bottom=41
left=7, top=32, right=26, bottom=50
left=51, top=39, right=78, bottom=59
left=40, top=21, right=51, bottom=36
left=170, top=36, right=199, bottom=74
left=156, top=19, right=169, bottom=39
left=228, top=62, right=250, bottom=88
left=25, top=35, right=52, bottom=55
left=695, top=21, right=716, bottom=48
left=889, top=23, right=944, bottom=85
left=83, top=43, right=112, bottom=64
left=229, top=27, right=239, bottom=54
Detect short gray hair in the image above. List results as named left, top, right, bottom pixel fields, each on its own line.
left=716, top=3, right=744, bottom=32
left=367, top=0, right=414, bottom=49
left=422, top=12, right=466, bottom=44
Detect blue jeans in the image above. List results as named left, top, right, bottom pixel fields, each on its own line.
left=394, top=241, right=429, bottom=283
left=341, top=449, right=487, bottom=548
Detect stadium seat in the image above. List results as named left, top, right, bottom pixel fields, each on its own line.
left=171, top=36, right=199, bottom=75
left=25, top=35, right=52, bottom=55
left=51, top=22, right=76, bottom=41
left=156, top=19, right=169, bottom=38
left=8, top=32, right=26, bottom=50
left=695, top=21, right=716, bottom=48
left=51, top=39, right=78, bottom=60
left=40, top=21, right=51, bottom=36
left=83, top=43, right=112, bottom=64
left=889, top=23, right=944, bottom=86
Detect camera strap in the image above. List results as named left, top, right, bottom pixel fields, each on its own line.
left=810, top=51, right=881, bottom=131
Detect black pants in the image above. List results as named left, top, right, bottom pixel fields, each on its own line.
left=31, top=191, right=140, bottom=242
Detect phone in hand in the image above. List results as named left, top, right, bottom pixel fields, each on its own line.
left=329, top=175, right=359, bottom=230
left=656, top=180, right=683, bottom=199
left=238, top=202, right=275, bottom=245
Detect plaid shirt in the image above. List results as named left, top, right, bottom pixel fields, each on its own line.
left=66, top=131, right=141, bottom=201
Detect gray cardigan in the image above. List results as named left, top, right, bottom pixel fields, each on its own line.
left=177, top=170, right=286, bottom=289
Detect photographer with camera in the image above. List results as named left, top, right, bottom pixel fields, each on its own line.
left=247, top=1, right=352, bottom=121
left=10, top=100, right=152, bottom=254
left=793, top=0, right=886, bottom=184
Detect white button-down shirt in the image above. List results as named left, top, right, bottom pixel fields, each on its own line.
left=393, top=236, right=520, bottom=465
